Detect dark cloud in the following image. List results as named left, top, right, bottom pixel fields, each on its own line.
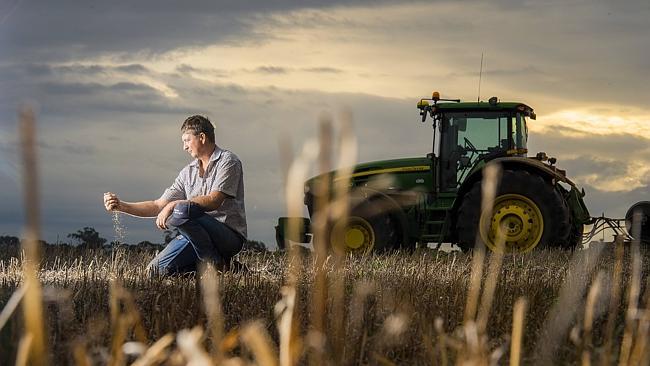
left=302, top=67, right=343, bottom=74
left=0, top=0, right=416, bottom=63
left=529, top=128, right=650, bottom=161
left=254, top=66, right=289, bottom=74
left=0, top=64, right=190, bottom=122
left=176, top=64, right=230, bottom=78
left=560, top=156, right=628, bottom=179
left=176, top=64, right=199, bottom=74
left=40, top=81, right=157, bottom=96
left=582, top=181, right=650, bottom=221
left=114, top=64, right=150, bottom=74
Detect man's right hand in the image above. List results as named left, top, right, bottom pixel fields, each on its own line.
left=104, top=192, right=121, bottom=212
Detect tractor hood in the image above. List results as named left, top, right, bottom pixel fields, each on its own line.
left=344, top=157, right=432, bottom=180
left=304, top=156, right=433, bottom=194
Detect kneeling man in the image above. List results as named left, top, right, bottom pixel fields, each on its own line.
left=103, top=115, right=247, bottom=275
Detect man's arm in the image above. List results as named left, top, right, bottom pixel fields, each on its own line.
left=190, top=191, right=228, bottom=211
left=154, top=192, right=227, bottom=230
left=104, top=192, right=169, bottom=217
left=120, top=199, right=169, bottom=217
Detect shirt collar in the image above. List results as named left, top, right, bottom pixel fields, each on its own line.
left=189, top=146, right=222, bottom=167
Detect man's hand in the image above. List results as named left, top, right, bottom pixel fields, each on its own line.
left=156, top=201, right=177, bottom=230
left=104, top=192, right=121, bottom=211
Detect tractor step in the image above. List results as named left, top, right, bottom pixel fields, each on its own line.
left=420, top=234, right=444, bottom=241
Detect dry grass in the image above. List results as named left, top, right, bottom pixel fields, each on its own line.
left=1, top=246, right=649, bottom=365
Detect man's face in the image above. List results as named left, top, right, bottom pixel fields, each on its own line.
left=182, top=132, right=204, bottom=158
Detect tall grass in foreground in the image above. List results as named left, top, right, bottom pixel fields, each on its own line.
left=0, top=110, right=649, bottom=365
left=1, top=245, right=648, bottom=365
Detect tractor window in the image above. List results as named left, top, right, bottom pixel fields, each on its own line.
left=438, top=112, right=511, bottom=190
left=514, top=113, right=528, bottom=151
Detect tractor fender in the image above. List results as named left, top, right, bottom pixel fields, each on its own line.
left=349, top=187, right=412, bottom=243
left=452, top=157, right=576, bottom=215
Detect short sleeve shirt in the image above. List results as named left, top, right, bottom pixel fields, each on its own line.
left=160, top=147, right=247, bottom=239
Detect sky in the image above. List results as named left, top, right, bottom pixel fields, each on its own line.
left=0, top=0, right=648, bottom=247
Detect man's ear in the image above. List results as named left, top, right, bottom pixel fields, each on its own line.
left=200, top=133, right=206, bottom=144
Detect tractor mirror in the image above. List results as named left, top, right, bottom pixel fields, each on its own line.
left=454, top=118, right=467, bottom=132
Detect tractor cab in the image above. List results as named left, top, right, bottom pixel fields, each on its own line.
left=418, top=93, right=535, bottom=192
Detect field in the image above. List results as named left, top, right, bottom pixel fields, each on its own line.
left=2, top=242, right=650, bottom=365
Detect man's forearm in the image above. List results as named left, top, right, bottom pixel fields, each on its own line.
left=119, top=201, right=162, bottom=217
left=190, top=193, right=226, bottom=212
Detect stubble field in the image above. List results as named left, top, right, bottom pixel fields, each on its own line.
left=1, top=243, right=649, bottom=365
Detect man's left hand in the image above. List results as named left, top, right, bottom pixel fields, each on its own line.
left=156, top=202, right=176, bottom=230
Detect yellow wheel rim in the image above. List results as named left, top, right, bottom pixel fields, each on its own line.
left=479, top=193, right=544, bottom=253
left=332, top=216, right=375, bottom=254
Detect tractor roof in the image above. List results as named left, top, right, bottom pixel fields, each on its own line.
left=434, top=101, right=533, bottom=112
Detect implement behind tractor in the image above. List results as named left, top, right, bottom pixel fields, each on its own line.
left=277, top=92, right=650, bottom=253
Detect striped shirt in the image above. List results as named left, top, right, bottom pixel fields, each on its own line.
left=160, top=147, right=247, bottom=239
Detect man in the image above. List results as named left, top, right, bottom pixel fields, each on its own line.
left=103, top=115, right=247, bottom=275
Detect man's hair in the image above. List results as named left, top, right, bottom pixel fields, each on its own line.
left=181, top=115, right=215, bottom=142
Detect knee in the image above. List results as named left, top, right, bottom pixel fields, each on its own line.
left=167, top=201, right=205, bottom=228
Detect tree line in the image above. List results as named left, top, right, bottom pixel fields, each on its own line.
left=0, top=227, right=268, bottom=251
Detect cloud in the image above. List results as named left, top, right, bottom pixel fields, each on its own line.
left=0, top=0, right=414, bottom=63
left=175, top=64, right=231, bottom=79
left=254, top=66, right=290, bottom=74
left=530, top=128, right=650, bottom=161
left=581, top=180, right=650, bottom=222
left=0, top=65, right=189, bottom=121
left=302, top=67, right=343, bottom=74
left=528, top=123, right=650, bottom=191
left=114, top=64, right=150, bottom=74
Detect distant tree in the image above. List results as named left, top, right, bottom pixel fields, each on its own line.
left=67, top=227, right=107, bottom=249
left=163, top=228, right=180, bottom=244
left=243, top=240, right=268, bottom=252
left=0, top=235, right=20, bottom=247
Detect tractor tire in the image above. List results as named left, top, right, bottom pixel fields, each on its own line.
left=329, top=198, right=401, bottom=254
left=566, top=223, right=584, bottom=250
left=456, top=170, right=571, bottom=253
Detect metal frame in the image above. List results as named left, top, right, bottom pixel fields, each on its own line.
left=582, top=215, right=631, bottom=245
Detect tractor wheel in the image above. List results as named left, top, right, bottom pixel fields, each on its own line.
left=566, top=223, right=584, bottom=250
left=329, top=199, right=400, bottom=254
left=456, top=170, right=571, bottom=253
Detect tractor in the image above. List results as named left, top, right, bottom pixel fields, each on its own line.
left=276, top=92, right=649, bottom=253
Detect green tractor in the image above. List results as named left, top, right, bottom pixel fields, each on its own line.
left=277, top=92, right=595, bottom=253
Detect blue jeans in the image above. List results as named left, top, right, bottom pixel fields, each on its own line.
left=147, top=214, right=244, bottom=276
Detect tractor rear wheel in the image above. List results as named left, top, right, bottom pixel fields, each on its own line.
left=456, top=170, right=571, bottom=253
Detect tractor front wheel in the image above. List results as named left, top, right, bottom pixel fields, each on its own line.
left=329, top=199, right=400, bottom=254
left=457, top=170, right=571, bottom=253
